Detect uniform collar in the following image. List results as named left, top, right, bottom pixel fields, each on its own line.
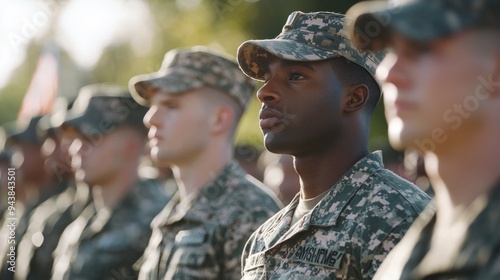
left=306, top=151, right=385, bottom=227
left=264, top=151, right=385, bottom=248
left=160, top=161, right=245, bottom=226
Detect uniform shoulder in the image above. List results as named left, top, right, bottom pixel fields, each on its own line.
left=363, top=168, right=431, bottom=215
left=229, top=174, right=283, bottom=211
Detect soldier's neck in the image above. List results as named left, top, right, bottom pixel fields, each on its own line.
left=172, top=145, right=233, bottom=201
left=424, top=126, right=500, bottom=226
left=294, top=145, right=368, bottom=199
left=92, top=171, right=139, bottom=211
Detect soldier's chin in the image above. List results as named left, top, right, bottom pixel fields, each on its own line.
left=264, top=137, right=292, bottom=155
left=388, top=136, right=407, bottom=152
left=387, top=121, right=410, bottom=151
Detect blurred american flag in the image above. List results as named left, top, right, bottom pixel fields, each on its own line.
left=17, top=43, right=59, bottom=125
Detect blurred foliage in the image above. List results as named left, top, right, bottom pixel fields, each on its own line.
left=0, top=0, right=389, bottom=151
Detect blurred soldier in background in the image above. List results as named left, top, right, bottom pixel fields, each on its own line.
left=237, top=11, right=431, bottom=278
left=51, top=84, right=170, bottom=280
left=351, top=0, right=500, bottom=278
left=15, top=99, right=91, bottom=280
left=0, top=115, right=68, bottom=280
left=129, top=46, right=282, bottom=279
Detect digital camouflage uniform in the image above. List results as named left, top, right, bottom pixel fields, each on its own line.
left=129, top=46, right=282, bottom=279
left=0, top=116, right=69, bottom=280
left=15, top=181, right=91, bottom=280
left=373, top=183, right=500, bottom=279
left=351, top=0, right=500, bottom=279
left=46, top=84, right=171, bottom=280
left=240, top=152, right=430, bottom=279
left=52, top=179, right=169, bottom=280
left=137, top=162, right=281, bottom=280
left=237, top=12, right=432, bottom=279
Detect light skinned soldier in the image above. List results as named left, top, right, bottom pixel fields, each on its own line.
left=0, top=115, right=68, bottom=280
left=129, top=46, right=282, bottom=280
left=351, top=0, right=500, bottom=278
left=236, top=11, right=431, bottom=279
left=15, top=101, right=92, bottom=280
left=51, top=84, right=170, bottom=280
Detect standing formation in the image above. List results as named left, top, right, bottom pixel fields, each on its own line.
left=1, top=1, right=499, bottom=279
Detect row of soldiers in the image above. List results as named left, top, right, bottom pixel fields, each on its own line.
left=1, top=0, right=500, bottom=279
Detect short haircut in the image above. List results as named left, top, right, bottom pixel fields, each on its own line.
left=330, top=57, right=381, bottom=115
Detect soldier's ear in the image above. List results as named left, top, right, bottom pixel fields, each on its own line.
left=210, top=106, right=234, bottom=135
left=343, top=84, right=368, bottom=113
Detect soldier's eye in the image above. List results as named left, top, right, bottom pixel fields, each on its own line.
left=162, top=101, right=178, bottom=109
left=289, top=72, right=305, bottom=81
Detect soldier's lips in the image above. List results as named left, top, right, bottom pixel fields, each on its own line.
left=259, top=108, right=284, bottom=130
left=148, top=137, right=160, bottom=147
left=259, top=117, right=283, bottom=130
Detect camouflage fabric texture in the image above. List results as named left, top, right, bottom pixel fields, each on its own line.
left=51, top=179, right=169, bottom=280
left=0, top=180, right=67, bottom=280
left=237, top=11, right=385, bottom=81
left=241, top=151, right=431, bottom=280
left=138, top=162, right=282, bottom=280
left=15, top=181, right=91, bottom=280
left=64, top=83, right=149, bottom=137
left=129, top=46, right=257, bottom=108
left=374, top=182, right=500, bottom=279
left=352, top=0, right=500, bottom=50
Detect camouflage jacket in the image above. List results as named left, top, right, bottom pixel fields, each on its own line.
left=241, top=151, right=431, bottom=280
left=0, top=180, right=68, bottom=280
left=374, top=181, right=500, bottom=280
left=51, top=179, right=169, bottom=280
left=138, top=161, right=282, bottom=280
left=15, top=180, right=91, bottom=280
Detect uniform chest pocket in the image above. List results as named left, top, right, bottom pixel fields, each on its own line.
left=173, top=229, right=209, bottom=266
left=175, top=247, right=207, bottom=266
left=165, top=229, right=216, bottom=279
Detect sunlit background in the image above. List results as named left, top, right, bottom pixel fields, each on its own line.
left=0, top=0, right=390, bottom=150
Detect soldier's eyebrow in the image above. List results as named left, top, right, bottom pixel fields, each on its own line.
left=279, top=60, right=316, bottom=71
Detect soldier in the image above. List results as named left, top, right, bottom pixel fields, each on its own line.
left=351, top=0, right=500, bottom=278
left=15, top=99, right=91, bottom=280
left=0, top=115, right=68, bottom=280
left=236, top=11, right=431, bottom=279
left=129, top=46, right=282, bottom=279
left=51, top=84, right=170, bottom=280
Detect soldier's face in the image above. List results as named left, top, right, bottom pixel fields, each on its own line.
left=379, top=31, right=497, bottom=153
left=11, top=142, right=45, bottom=184
left=144, top=89, right=212, bottom=165
left=69, top=130, right=127, bottom=185
left=256, top=57, right=345, bottom=155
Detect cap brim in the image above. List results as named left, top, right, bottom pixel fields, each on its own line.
left=237, top=39, right=341, bottom=81
left=349, top=1, right=473, bottom=51
left=129, top=71, right=204, bottom=106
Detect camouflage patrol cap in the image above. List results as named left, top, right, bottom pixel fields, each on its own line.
left=64, top=83, right=148, bottom=137
left=1, top=116, right=45, bottom=146
left=129, top=46, right=256, bottom=108
left=38, top=97, right=73, bottom=138
left=237, top=11, right=385, bottom=81
left=351, top=0, right=500, bottom=51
